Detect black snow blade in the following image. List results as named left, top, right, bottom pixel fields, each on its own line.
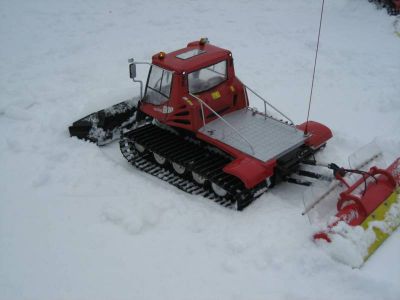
left=69, top=99, right=138, bottom=145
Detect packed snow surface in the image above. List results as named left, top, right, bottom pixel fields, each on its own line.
left=1, top=0, right=400, bottom=299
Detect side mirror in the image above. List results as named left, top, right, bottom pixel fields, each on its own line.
left=129, top=63, right=136, bottom=79
left=127, top=58, right=144, bottom=99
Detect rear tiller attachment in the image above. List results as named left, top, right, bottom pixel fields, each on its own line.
left=309, top=157, right=400, bottom=264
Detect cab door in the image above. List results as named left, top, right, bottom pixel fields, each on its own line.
left=140, top=65, right=173, bottom=121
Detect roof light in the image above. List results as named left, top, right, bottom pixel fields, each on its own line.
left=158, top=51, right=166, bottom=59
left=199, top=37, right=209, bottom=46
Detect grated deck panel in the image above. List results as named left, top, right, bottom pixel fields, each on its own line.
left=199, top=109, right=306, bottom=162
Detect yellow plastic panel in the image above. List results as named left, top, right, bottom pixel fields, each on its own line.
left=361, top=189, right=400, bottom=261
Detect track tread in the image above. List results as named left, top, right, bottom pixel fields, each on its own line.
left=120, top=124, right=268, bottom=210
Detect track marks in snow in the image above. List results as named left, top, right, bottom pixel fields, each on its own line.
left=102, top=204, right=162, bottom=235
left=101, top=195, right=175, bottom=235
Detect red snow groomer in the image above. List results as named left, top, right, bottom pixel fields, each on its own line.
left=69, top=39, right=400, bottom=264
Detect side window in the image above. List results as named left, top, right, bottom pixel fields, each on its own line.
left=188, top=60, right=227, bottom=94
left=145, top=65, right=173, bottom=105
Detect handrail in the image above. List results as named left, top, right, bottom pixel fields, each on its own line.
left=188, top=93, right=256, bottom=155
left=238, top=78, right=294, bottom=125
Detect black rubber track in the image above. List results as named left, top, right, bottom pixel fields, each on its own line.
left=119, top=123, right=268, bottom=210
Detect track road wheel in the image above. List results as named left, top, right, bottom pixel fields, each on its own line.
left=192, top=171, right=206, bottom=185
left=153, top=152, right=167, bottom=165
left=172, top=162, right=186, bottom=175
left=134, top=142, right=145, bottom=153
left=211, top=182, right=227, bottom=197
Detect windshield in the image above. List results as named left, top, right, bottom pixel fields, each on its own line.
left=188, top=60, right=227, bottom=94
left=145, top=65, right=173, bottom=105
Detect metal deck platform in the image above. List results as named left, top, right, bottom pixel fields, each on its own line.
left=199, top=108, right=306, bottom=162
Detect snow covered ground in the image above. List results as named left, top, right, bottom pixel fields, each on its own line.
left=1, top=0, right=399, bottom=299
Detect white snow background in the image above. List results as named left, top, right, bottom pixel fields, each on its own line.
left=1, top=0, right=400, bottom=299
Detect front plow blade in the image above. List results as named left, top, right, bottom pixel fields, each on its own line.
left=312, top=157, right=400, bottom=267
left=69, top=99, right=138, bottom=145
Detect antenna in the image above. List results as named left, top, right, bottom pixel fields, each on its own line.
left=305, top=0, right=325, bottom=135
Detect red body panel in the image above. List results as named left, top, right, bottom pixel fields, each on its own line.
left=297, top=121, right=333, bottom=149
left=223, top=158, right=276, bottom=189
left=141, top=41, right=247, bottom=133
